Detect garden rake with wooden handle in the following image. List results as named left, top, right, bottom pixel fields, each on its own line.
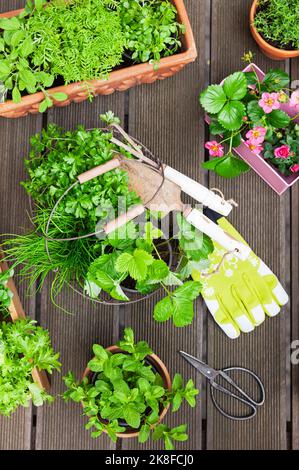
left=78, top=156, right=250, bottom=260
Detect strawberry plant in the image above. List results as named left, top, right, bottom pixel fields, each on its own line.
left=63, top=328, right=198, bottom=449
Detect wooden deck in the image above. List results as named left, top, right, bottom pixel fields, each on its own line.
left=0, top=0, right=298, bottom=450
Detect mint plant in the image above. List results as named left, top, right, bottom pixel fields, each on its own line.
left=200, top=53, right=299, bottom=178
left=0, top=318, right=60, bottom=416
left=254, top=0, right=299, bottom=51
left=63, top=328, right=198, bottom=449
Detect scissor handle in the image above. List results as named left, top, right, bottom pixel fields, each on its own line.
left=210, top=366, right=265, bottom=421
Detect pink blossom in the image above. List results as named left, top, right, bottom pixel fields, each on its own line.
left=246, top=140, right=263, bottom=154
left=245, top=126, right=267, bottom=144
left=258, top=92, right=280, bottom=114
left=274, top=145, right=290, bottom=159
left=290, top=90, right=299, bottom=109
left=290, top=164, right=299, bottom=173
left=205, top=141, right=224, bottom=157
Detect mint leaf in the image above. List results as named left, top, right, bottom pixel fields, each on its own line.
left=139, top=424, right=151, bottom=443
left=123, top=404, right=141, bottom=429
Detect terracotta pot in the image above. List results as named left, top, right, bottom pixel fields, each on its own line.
left=250, top=0, right=299, bottom=60
left=0, top=0, right=197, bottom=119
left=0, top=250, right=50, bottom=391
left=82, top=345, right=172, bottom=439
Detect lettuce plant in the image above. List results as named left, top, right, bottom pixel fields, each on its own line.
left=0, top=316, right=60, bottom=416
left=63, top=328, right=198, bottom=449
left=199, top=53, right=299, bottom=178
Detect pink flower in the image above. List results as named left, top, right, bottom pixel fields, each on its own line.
left=290, top=90, right=299, bottom=109
left=245, top=126, right=267, bottom=144
left=274, top=145, right=290, bottom=159
left=290, top=163, right=299, bottom=173
left=205, top=141, right=224, bottom=157
left=258, top=92, right=280, bottom=114
left=246, top=140, right=263, bottom=154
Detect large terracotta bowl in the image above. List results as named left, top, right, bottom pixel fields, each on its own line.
left=82, top=345, right=172, bottom=438
left=250, top=0, right=299, bottom=60
left=0, top=0, right=197, bottom=118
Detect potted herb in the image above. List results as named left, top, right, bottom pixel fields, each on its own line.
left=199, top=53, right=299, bottom=194
left=0, top=255, right=60, bottom=416
left=0, top=0, right=196, bottom=118
left=63, top=328, right=198, bottom=449
left=3, top=113, right=213, bottom=326
left=250, top=0, right=299, bottom=60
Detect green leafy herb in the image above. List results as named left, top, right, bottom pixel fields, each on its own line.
left=63, top=328, right=198, bottom=449
left=254, top=0, right=299, bottom=50
left=0, top=318, right=60, bottom=416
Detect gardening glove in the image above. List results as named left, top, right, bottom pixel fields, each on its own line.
left=192, top=218, right=288, bottom=339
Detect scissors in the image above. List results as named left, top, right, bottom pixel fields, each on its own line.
left=179, top=350, right=265, bottom=421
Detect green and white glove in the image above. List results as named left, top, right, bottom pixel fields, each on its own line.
left=192, top=218, right=288, bottom=339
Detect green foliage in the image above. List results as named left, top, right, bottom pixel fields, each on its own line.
left=0, top=269, right=14, bottom=315
left=4, top=114, right=213, bottom=323
left=199, top=58, right=297, bottom=179
left=0, top=318, right=60, bottom=416
left=119, top=0, right=185, bottom=66
left=63, top=328, right=198, bottom=448
left=254, top=0, right=299, bottom=50
left=263, top=122, right=299, bottom=175
left=0, top=0, right=184, bottom=107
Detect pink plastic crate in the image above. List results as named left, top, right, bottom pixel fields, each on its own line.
left=207, top=64, right=299, bottom=195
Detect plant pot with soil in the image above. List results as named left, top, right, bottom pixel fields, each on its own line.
left=0, top=0, right=197, bottom=118
left=3, top=112, right=214, bottom=325
left=63, top=328, right=198, bottom=448
left=0, top=251, right=60, bottom=416
left=250, top=0, right=299, bottom=60
left=200, top=55, right=299, bottom=194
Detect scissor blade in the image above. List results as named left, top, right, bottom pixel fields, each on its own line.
left=179, top=351, right=219, bottom=381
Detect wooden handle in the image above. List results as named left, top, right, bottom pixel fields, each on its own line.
left=78, top=158, right=120, bottom=184
left=104, top=204, right=145, bottom=234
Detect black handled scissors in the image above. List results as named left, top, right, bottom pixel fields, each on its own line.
left=179, top=351, right=265, bottom=421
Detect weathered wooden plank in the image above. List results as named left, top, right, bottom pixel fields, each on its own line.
left=121, top=0, right=205, bottom=450
left=207, top=0, right=288, bottom=450
left=0, top=76, right=42, bottom=451
left=290, top=60, right=299, bottom=450
left=35, top=97, right=125, bottom=449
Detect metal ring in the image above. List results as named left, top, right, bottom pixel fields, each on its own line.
left=210, top=366, right=265, bottom=421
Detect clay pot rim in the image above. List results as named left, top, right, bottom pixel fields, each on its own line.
left=250, top=0, right=299, bottom=57
left=82, top=345, right=172, bottom=439
left=0, top=0, right=197, bottom=114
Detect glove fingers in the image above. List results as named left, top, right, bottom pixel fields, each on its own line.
left=243, top=271, right=281, bottom=317
left=257, top=260, right=289, bottom=306
left=229, top=286, right=258, bottom=331
left=204, top=297, right=240, bottom=339
left=233, top=280, right=265, bottom=326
